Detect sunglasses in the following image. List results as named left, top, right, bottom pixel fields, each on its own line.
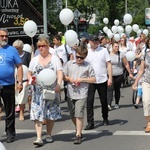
left=76, top=55, right=85, bottom=60
left=37, top=45, right=47, bottom=48
left=0, top=35, right=8, bottom=38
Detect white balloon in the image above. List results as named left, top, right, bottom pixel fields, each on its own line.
left=125, top=51, right=135, bottom=61
left=123, top=14, right=133, bottom=24
left=107, top=29, right=112, bottom=35
left=132, top=24, right=139, bottom=32
left=111, top=26, right=118, bottom=34
left=37, top=69, right=56, bottom=85
left=143, top=29, right=149, bottom=36
left=117, top=26, right=124, bottom=34
left=23, top=20, right=37, bottom=37
left=23, top=44, right=32, bottom=53
left=22, top=65, right=28, bottom=80
left=114, top=34, right=120, bottom=41
left=59, top=8, right=74, bottom=26
left=107, top=32, right=113, bottom=39
left=137, top=29, right=142, bottom=37
left=103, top=26, right=108, bottom=33
left=65, top=30, right=78, bottom=47
left=114, top=19, right=119, bottom=26
left=0, top=142, right=6, bottom=150
left=125, top=25, right=132, bottom=34
left=103, top=18, right=109, bottom=24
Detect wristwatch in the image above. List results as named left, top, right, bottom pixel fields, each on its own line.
left=18, top=82, right=23, bottom=85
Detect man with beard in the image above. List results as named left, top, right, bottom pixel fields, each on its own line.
left=0, top=28, right=23, bottom=143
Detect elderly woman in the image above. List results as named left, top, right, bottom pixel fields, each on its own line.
left=13, top=39, right=31, bottom=121
left=27, top=37, right=63, bottom=146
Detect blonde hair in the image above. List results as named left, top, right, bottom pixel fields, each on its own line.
left=13, top=39, right=24, bottom=49
left=37, top=37, right=49, bottom=46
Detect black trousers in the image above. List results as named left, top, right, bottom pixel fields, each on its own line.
left=107, top=74, right=124, bottom=105
left=1, top=84, right=16, bottom=138
left=86, top=81, right=108, bottom=124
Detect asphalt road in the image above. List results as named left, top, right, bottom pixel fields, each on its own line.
left=0, top=85, right=150, bottom=150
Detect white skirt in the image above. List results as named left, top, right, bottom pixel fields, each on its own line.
left=15, top=82, right=28, bottom=104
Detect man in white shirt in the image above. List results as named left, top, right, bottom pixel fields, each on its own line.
left=84, top=34, right=112, bottom=130
left=53, top=34, right=74, bottom=65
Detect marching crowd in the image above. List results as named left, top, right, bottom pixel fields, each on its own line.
left=0, top=27, right=150, bottom=146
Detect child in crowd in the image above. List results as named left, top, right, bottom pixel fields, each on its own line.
left=63, top=46, right=96, bottom=144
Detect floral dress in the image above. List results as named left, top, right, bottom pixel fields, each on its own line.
left=30, top=61, right=61, bottom=122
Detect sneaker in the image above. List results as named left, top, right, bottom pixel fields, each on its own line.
left=33, top=138, right=43, bottom=146
left=108, top=105, right=112, bottom=111
left=46, top=135, right=53, bottom=143
left=103, top=119, right=109, bottom=126
left=74, top=135, right=81, bottom=144
left=114, top=104, right=119, bottom=109
left=134, top=104, right=139, bottom=109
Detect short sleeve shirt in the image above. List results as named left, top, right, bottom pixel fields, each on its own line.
left=141, top=49, right=150, bottom=84
left=54, top=44, right=72, bottom=65
left=85, top=46, right=111, bottom=83
left=0, top=44, right=22, bottom=85
left=110, top=52, right=124, bottom=76
left=63, top=60, right=95, bottom=99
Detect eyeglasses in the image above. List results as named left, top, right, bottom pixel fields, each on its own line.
left=37, top=45, right=47, bottom=48
left=0, top=35, right=8, bottom=38
left=76, top=55, right=85, bottom=60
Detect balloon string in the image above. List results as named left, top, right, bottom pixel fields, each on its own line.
left=31, top=37, right=33, bottom=45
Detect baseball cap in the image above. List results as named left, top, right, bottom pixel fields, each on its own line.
left=89, top=34, right=99, bottom=41
left=37, top=34, right=49, bottom=40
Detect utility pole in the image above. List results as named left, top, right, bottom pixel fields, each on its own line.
left=43, top=0, right=48, bottom=35
left=125, top=0, right=127, bottom=14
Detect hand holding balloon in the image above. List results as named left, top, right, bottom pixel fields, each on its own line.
left=28, top=76, right=36, bottom=85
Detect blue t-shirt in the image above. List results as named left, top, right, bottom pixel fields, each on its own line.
left=0, top=44, right=22, bottom=85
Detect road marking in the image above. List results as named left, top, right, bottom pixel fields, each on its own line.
left=113, top=131, right=150, bottom=136
left=2, top=129, right=101, bottom=135
left=57, top=130, right=102, bottom=135
left=3, top=130, right=150, bottom=136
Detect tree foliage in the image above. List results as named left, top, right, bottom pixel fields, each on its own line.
left=30, top=0, right=150, bottom=34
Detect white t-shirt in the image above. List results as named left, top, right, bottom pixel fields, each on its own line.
left=54, top=44, right=72, bottom=65
left=85, top=46, right=111, bottom=83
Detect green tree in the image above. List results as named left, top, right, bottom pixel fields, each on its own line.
left=30, top=0, right=150, bottom=34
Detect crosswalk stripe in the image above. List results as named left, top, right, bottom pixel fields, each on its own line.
left=3, top=130, right=150, bottom=136
left=113, top=131, right=150, bottom=135
left=57, top=130, right=102, bottom=135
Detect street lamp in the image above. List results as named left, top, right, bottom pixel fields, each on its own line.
left=74, top=9, right=81, bottom=35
